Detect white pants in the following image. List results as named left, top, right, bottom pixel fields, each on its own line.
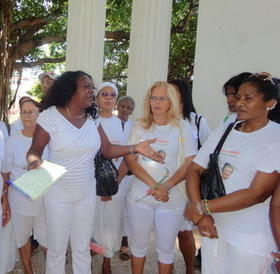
left=116, top=175, right=132, bottom=238
left=11, top=210, right=47, bottom=248
left=45, top=194, right=95, bottom=274
left=128, top=201, right=184, bottom=264
left=201, top=237, right=275, bottom=274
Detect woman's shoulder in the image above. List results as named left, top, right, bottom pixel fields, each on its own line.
left=39, top=106, right=56, bottom=119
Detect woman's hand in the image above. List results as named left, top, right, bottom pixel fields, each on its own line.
left=1, top=194, right=11, bottom=226
left=150, top=183, right=169, bottom=202
left=101, top=196, right=112, bottom=201
left=135, top=139, right=164, bottom=163
left=28, top=159, right=43, bottom=170
left=272, top=252, right=280, bottom=273
left=185, top=202, right=203, bottom=225
left=197, top=215, right=218, bottom=239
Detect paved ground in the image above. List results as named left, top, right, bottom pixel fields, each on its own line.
left=9, top=234, right=201, bottom=274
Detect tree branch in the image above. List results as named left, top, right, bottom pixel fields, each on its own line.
left=14, top=56, right=65, bottom=69
left=12, top=35, right=65, bottom=59
left=11, top=16, right=56, bottom=32
left=171, top=1, right=198, bottom=34
left=105, top=30, right=130, bottom=42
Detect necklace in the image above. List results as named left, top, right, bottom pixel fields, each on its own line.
left=66, top=106, right=85, bottom=118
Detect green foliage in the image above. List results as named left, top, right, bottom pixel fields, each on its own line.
left=11, top=0, right=197, bottom=94
left=28, top=82, right=44, bottom=100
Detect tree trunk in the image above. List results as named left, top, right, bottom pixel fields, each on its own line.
left=0, top=0, right=13, bottom=121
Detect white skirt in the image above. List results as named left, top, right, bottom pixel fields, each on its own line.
left=201, top=237, right=275, bottom=274
left=11, top=210, right=47, bottom=248
left=0, top=222, right=17, bottom=273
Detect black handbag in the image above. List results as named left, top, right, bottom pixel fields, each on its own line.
left=200, top=122, right=235, bottom=200
left=94, top=150, right=119, bottom=196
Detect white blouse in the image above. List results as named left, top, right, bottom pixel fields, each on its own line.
left=37, top=106, right=101, bottom=200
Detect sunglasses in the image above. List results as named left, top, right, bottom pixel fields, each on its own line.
left=99, top=91, right=117, bottom=98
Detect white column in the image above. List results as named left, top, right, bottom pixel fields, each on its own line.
left=127, top=0, right=173, bottom=119
left=192, top=0, right=280, bottom=128
left=66, top=0, right=106, bottom=84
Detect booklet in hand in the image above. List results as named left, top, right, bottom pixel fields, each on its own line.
left=11, top=160, right=67, bottom=201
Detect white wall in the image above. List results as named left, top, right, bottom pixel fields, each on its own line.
left=192, top=0, right=280, bottom=128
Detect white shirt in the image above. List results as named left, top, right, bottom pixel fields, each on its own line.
left=2, top=131, right=48, bottom=216
left=194, top=120, right=280, bottom=256
left=37, top=106, right=101, bottom=200
left=100, top=116, right=126, bottom=169
left=185, top=112, right=211, bottom=148
left=10, top=118, right=23, bottom=136
left=260, top=142, right=280, bottom=173
left=0, top=121, right=8, bottom=142
left=128, top=121, right=197, bottom=209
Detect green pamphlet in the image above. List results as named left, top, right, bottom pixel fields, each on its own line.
left=12, top=160, right=67, bottom=201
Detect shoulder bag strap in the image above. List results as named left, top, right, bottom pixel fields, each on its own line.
left=213, top=122, right=235, bottom=155
left=195, top=114, right=202, bottom=149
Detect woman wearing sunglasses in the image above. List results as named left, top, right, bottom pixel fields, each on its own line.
left=94, top=82, right=128, bottom=274
left=185, top=73, right=280, bottom=274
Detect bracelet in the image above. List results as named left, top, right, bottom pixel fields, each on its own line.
left=196, top=201, right=204, bottom=216
left=130, top=145, right=137, bottom=154
left=201, top=199, right=212, bottom=215
left=1, top=189, right=8, bottom=196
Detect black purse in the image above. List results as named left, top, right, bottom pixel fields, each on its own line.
left=200, top=122, right=235, bottom=200
left=94, top=150, right=119, bottom=196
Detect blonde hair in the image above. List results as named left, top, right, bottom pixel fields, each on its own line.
left=139, top=81, right=182, bottom=129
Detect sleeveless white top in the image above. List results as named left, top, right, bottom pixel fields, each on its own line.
left=37, top=106, right=101, bottom=200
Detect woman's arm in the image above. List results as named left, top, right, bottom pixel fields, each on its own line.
left=117, top=160, right=130, bottom=184
left=1, top=173, right=11, bottom=226
left=150, top=156, right=194, bottom=201
left=186, top=170, right=280, bottom=224
left=208, top=171, right=280, bottom=213
left=27, top=125, right=50, bottom=169
left=125, top=153, right=169, bottom=202
left=186, top=162, right=205, bottom=203
left=270, top=181, right=280, bottom=250
left=98, top=125, right=163, bottom=162
left=125, top=154, right=157, bottom=189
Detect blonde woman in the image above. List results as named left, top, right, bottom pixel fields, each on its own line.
left=125, top=82, right=197, bottom=274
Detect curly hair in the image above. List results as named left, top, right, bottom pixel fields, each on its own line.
left=41, top=71, right=98, bottom=119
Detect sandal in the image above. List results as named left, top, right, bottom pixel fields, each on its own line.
left=119, top=246, right=131, bottom=261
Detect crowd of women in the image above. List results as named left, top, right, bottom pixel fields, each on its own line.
left=0, top=70, right=280, bottom=274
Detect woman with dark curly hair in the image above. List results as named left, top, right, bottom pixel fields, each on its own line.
left=26, top=71, right=163, bottom=274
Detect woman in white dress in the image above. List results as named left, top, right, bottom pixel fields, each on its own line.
left=125, top=81, right=197, bottom=274
left=94, top=82, right=127, bottom=273
left=2, top=98, right=47, bottom=274
left=0, top=130, right=17, bottom=274
left=26, top=71, right=164, bottom=274
left=185, top=73, right=280, bottom=274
